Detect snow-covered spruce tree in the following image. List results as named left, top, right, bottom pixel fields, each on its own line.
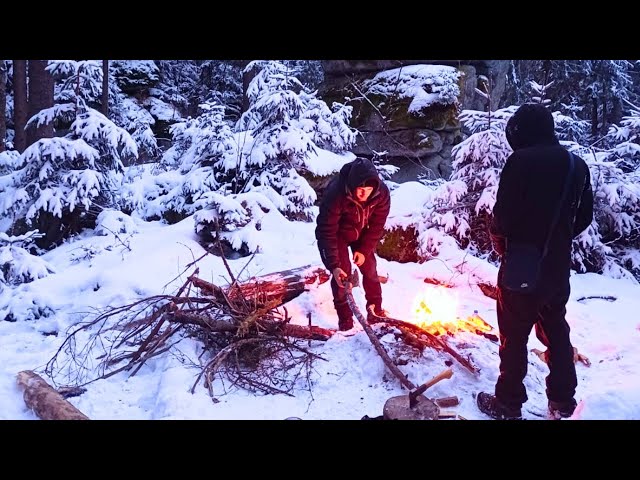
left=234, top=60, right=355, bottom=219
left=48, top=60, right=159, bottom=162
left=99, top=61, right=161, bottom=161
left=528, top=77, right=592, bottom=146
left=418, top=106, right=516, bottom=259
left=192, top=190, right=280, bottom=258
left=554, top=101, right=640, bottom=281
left=607, top=99, right=640, bottom=172
left=568, top=103, right=640, bottom=280
left=0, top=230, right=56, bottom=322
left=156, top=60, right=244, bottom=120
left=121, top=101, right=236, bottom=221
left=507, top=60, right=639, bottom=137
left=564, top=141, right=640, bottom=281
left=0, top=61, right=138, bottom=249
left=419, top=103, right=639, bottom=281
left=190, top=61, right=356, bottom=256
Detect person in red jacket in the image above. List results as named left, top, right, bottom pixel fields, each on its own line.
left=315, top=157, right=391, bottom=331
left=477, top=104, right=594, bottom=420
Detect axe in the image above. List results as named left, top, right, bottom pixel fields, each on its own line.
left=344, top=269, right=360, bottom=289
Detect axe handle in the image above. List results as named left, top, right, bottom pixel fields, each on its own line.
left=409, top=368, right=453, bottom=407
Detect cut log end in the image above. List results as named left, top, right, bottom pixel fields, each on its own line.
left=383, top=394, right=440, bottom=420
left=17, top=370, right=89, bottom=420
left=435, top=395, right=460, bottom=408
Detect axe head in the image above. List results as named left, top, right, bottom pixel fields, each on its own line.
left=347, top=270, right=360, bottom=288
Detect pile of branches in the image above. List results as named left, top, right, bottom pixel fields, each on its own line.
left=45, top=258, right=332, bottom=400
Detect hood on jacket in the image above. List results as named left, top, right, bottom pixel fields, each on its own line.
left=339, top=157, right=381, bottom=195
left=506, top=103, right=559, bottom=151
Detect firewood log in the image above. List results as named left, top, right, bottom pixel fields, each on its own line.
left=190, top=264, right=330, bottom=308
left=16, top=371, right=89, bottom=420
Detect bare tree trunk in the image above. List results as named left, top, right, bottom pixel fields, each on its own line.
left=241, top=60, right=258, bottom=114
left=12, top=60, right=27, bottom=153
left=610, top=96, right=622, bottom=128
left=101, top=60, right=109, bottom=118
left=591, top=96, right=599, bottom=138
left=26, top=60, right=54, bottom=148
left=16, top=370, right=89, bottom=420
left=0, top=60, right=6, bottom=152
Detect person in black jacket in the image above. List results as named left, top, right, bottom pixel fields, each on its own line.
left=315, top=157, right=391, bottom=331
left=477, top=104, right=594, bottom=420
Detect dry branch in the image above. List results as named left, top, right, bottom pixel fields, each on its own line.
left=45, top=263, right=335, bottom=401
left=367, top=308, right=480, bottom=375
left=576, top=295, right=616, bottom=303
left=344, top=281, right=415, bottom=390
left=17, top=370, right=89, bottom=420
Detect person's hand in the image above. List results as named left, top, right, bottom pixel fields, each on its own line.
left=332, top=267, right=348, bottom=288
left=352, top=251, right=365, bottom=266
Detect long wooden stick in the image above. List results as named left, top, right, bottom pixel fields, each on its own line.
left=344, top=281, right=415, bottom=391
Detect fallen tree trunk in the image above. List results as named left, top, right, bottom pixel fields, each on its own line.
left=190, top=264, right=330, bottom=307
left=17, top=370, right=89, bottom=420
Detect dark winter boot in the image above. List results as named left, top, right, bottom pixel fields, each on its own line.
left=366, top=304, right=388, bottom=323
left=548, top=399, right=577, bottom=419
left=476, top=392, right=522, bottom=420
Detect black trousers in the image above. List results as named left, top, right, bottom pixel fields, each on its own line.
left=331, top=240, right=382, bottom=321
left=495, top=284, right=577, bottom=408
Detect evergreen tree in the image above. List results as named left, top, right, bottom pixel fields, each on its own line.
left=234, top=60, right=355, bottom=221
left=0, top=61, right=138, bottom=248
left=121, top=101, right=235, bottom=220
left=420, top=106, right=516, bottom=258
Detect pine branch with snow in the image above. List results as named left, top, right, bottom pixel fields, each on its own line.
left=231, top=61, right=352, bottom=221
left=49, top=60, right=159, bottom=162
left=570, top=147, right=640, bottom=280
left=419, top=107, right=513, bottom=258
left=193, top=191, right=279, bottom=257
left=122, top=102, right=237, bottom=221
left=0, top=231, right=55, bottom=285
left=607, top=100, right=640, bottom=172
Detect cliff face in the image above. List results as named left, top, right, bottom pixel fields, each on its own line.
left=319, top=60, right=510, bottom=182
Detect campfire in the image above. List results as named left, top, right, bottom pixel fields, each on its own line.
left=410, top=286, right=495, bottom=338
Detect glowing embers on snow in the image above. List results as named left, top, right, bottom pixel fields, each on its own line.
left=411, top=286, right=494, bottom=336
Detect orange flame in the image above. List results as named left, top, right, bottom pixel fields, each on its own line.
left=411, top=286, right=491, bottom=336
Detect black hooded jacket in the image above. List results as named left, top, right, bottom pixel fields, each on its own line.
left=315, top=157, right=391, bottom=271
left=490, top=104, right=594, bottom=290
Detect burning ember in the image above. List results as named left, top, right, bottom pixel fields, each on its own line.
left=410, top=286, right=494, bottom=337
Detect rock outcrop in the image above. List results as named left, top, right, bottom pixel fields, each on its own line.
left=319, top=60, right=509, bottom=183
